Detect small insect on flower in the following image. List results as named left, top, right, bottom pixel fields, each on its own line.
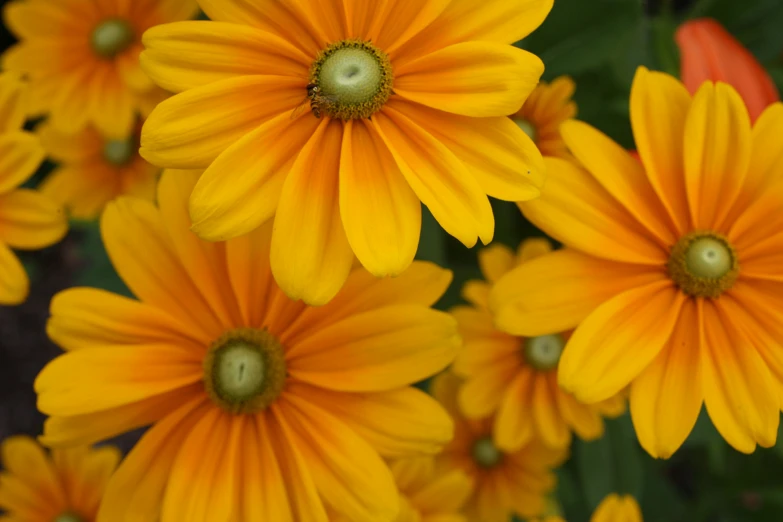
left=290, top=83, right=339, bottom=120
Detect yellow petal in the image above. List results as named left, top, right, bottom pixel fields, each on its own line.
left=87, top=66, right=136, bottom=140
left=458, top=352, right=518, bottom=418
left=37, top=122, right=102, bottom=163
left=52, top=445, right=120, bottom=514
left=374, top=104, right=494, bottom=247
left=531, top=374, right=570, bottom=447
left=493, top=370, right=535, bottom=451
left=339, top=119, right=421, bottom=276
left=270, top=119, right=353, bottom=306
left=141, top=21, right=309, bottom=93
left=0, top=189, right=66, bottom=249
left=590, top=494, right=642, bottom=522
left=630, top=67, right=691, bottom=234
left=395, top=42, right=542, bottom=118
left=0, top=242, right=28, bottom=305
left=684, top=81, right=752, bottom=231
left=0, top=132, right=45, bottom=194
left=395, top=99, right=543, bottom=201
left=559, top=281, right=685, bottom=403
left=1, top=436, right=66, bottom=505
left=140, top=75, right=301, bottom=168
left=478, top=244, right=515, bottom=283
left=630, top=299, right=702, bottom=458
left=369, top=0, right=450, bottom=55
left=410, top=468, right=473, bottom=514
left=0, top=71, right=27, bottom=133
left=491, top=248, right=663, bottom=337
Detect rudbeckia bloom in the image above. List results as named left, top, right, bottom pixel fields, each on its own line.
left=0, top=72, right=67, bottom=305
left=510, top=76, right=577, bottom=159
left=676, top=18, right=779, bottom=122
left=492, top=67, right=783, bottom=457
left=38, top=122, right=158, bottom=220
left=0, top=436, right=120, bottom=522
left=36, top=171, right=460, bottom=522
left=139, top=0, right=553, bottom=305
left=2, top=0, right=199, bottom=137
left=432, top=372, right=566, bottom=522
left=453, top=239, right=625, bottom=451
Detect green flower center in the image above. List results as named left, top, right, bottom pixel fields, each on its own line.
left=91, top=19, right=135, bottom=59
left=103, top=138, right=136, bottom=166
left=524, top=334, right=565, bottom=371
left=203, top=328, right=286, bottom=415
left=515, top=118, right=538, bottom=141
left=472, top=437, right=503, bottom=468
left=667, top=232, right=739, bottom=298
left=54, top=513, right=84, bottom=522
left=309, top=39, right=394, bottom=120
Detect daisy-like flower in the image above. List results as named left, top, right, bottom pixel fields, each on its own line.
left=431, top=372, right=566, bottom=522
left=139, top=0, right=553, bottom=305
left=0, top=72, right=67, bottom=305
left=453, top=239, right=625, bottom=451
left=38, top=122, right=158, bottom=220
left=35, top=170, right=460, bottom=522
left=491, top=67, right=783, bottom=457
left=2, top=0, right=199, bottom=138
left=676, top=19, right=778, bottom=122
left=510, top=76, right=577, bottom=159
left=0, top=435, right=120, bottom=522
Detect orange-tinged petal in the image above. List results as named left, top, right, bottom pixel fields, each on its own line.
left=102, top=197, right=225, bottom=338
left=676, top=19, right=779, bottom=122
left=278, top=394, right=399, bottom=521
left=97, top=397, right=210, bottom=522
left=369, top=0, right=450, bottom=55
left=224, top=222, right=276, bottom=327
left=0, top=72, right=26, bottom=133
left=37, top=122, right=102, bottom=163
left=141, top=21, right=309, bottom=93
left=478, top=244, right=515, bottom=283
left=0, top=189, right=66, bottom=249
left=458, top=353, right=519, bottom=418
left=559, top=281, right=685, bottom=403
left=0, top=132, right=45, bottom=194
left=560, top=120, right=677, bottom=246
left=410, top=469, right=473, bottom=514
left=701, top=300, right=779, bottom=453
left=0, top=242, right=27, bottom=305
left=339, top=119, right=420, bottom=276
left=555, top=390, right=605, bottom=442
left=519, top=158, right=667, bottom=265
left=287, top=305, right=459, bottom=391
left=493, top=370, right=535, bottom=451
left=630, top=67, right=691, bottom=234
left=47, top=287, right=201, bottom=351
left=3, top=0, right=89, bottom=40
left=87, top=66, right=136, bottom=140
left=491, top=248, right=665, bottom=337
left=374, top=104, right=494, bottom=247
left=630, top=299, right=702, bottom=458
left=683, top=81, right=752, bottom=231
left=532, top=375, right=570, bottom=447
left=140, top=75, right=301, bottom=168
left=39, top=165, right=118, bottom=221
left=1, top=436, right=66, bottom=506
left=52, top=445, right=120, bottom=515
left=190, top=113, right=319, bottom=241
left=391, top=99, right=544, bottom=201
left=395, top=43, right=542, bottom=118
left=289, top=382, right=453, bottom=457
left=270, top=119, right=353, bottom=306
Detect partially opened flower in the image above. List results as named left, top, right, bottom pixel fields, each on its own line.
left=676, top=18, right=779, bottom=122
left=453, top=239, right=625, bottom=451
left=590, top=494, right=643, bottom=522
left=38, top=122, right=158, bottom=220
left=510, top=76, right=577, bottom=159
left=36, top=171, right=460, bottom=522
left=432, top=372, right=566, bottom=522
left=2, top=0, right=199, bottom=137
left=0, top=72, right=67, bottom=305
left=0, top=436, right=120, bottom=522
left=139, top=0, right=552, bottom=305
left=492, top=67, right=783, bottom=457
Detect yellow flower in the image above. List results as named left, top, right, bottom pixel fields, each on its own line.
left=590, top=494, right=643, bottom=522
left=453, top=239, right=625, bottom=451
left=510, top=76, right=577, bottom=159
left=431, top=372, right=566, bottom=522
left=38, top=122, right=158, bottom=220
left=36, top=171, right=460, bottom=522
left=491, top=67, right=783, bottom=457
left=139, top=0, right=553, bottom=305
left=2, top=0, right=198, bottom=138
left=0, top=436, right=120, bottom=522
left=0, top=72, right=67, bottom=305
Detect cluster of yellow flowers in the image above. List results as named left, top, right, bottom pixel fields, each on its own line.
left=1, top=0, right=781, bottom=521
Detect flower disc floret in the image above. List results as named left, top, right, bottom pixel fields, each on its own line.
left=203, top=328, right=286, bottom=414
left=667, top=231, right=738, bottom=298
left=91, top=19, right=134, bottom=59
left=310, top=39, right=394, bottom=120
left=472, top=437, right=503, bottom=468
left=524, top=334, right=564, bottom=371
left=102, top=138, right=135, bottom=166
